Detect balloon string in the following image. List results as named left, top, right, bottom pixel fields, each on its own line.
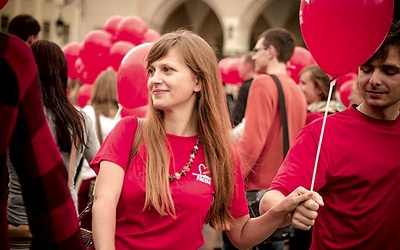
left=310, top=78, right=336, bottom=191
left=114, top=104, right=122, bottom=121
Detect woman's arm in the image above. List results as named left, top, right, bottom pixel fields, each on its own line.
left=226, top=187, right=321, bottom=249
left=92, top=161, right=125, bottom=250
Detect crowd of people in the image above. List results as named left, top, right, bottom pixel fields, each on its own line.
left=1, top=5, right=400, bottom=250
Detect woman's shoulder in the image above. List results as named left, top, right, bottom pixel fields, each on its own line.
left=114, top=116, right=140, bottom=132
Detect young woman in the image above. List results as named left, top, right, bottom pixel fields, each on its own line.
left=7, top=40, right=99, bottom=249
left=91, top=30, right=321, bottom=250
left=299, top=64, right=344, bottom=124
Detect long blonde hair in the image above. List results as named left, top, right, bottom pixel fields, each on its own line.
left=89, top=70, right=119, bottom=118
left=142, top=30, right=235, bottom=230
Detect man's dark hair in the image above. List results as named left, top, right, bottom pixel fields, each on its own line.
left=8, top=14, right=41, bottom=42
left=366, top=21, right=400, bottom=64
left=258, top=28, right=295, bottom=64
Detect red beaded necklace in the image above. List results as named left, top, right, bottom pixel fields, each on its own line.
left=168, top=136, right=200, bottom=183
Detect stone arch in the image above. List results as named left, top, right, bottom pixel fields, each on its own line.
left=241, top=0, right=304, bottom=48
left=147, top=0, right=224, bottom=58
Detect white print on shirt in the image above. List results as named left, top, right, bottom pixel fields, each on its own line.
left=192, top=164, right=211, bottom=185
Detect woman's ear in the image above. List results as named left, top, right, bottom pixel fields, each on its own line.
left=194, top=78, right=201, bottom=92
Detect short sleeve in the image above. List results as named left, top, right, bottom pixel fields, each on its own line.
left=90, top=116, right=139, bottom=174
left=270, top=124, right=328, bottom=195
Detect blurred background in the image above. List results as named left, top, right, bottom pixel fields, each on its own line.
left=0, top=0, right=306, bottom=58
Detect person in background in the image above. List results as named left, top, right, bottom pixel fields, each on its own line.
left=78, top=69, right=120, bottom=230
left=0, top=32, right=85, bottom=249
left=348, top=80, right=363, bottom=106
left=260, top=21, right=400, bottom=249
left=90, top=30, right=321, bottom=250
left=230, top=52, right=258, bottom=142
left=7, top=40, right=99, bottom=249
left=235, top=28, right=308, bottom=250
left=299, top=64, right=343, bottom=125
left=231, top=52, right=258, bottom=127
left=7, top=14, right=40, bottom=45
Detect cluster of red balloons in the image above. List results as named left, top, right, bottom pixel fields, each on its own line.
left=64, top=15, right=160, bottom=112
left=287, top=46, right=316, bottom=84
left=218, top=57, right=243, bottom=85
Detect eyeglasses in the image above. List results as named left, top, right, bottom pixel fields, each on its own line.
left=252, top=47, right=267, bottom=53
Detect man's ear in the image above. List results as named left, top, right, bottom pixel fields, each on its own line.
left=26, top=35, right=37, bottom=46
left=267, top=45, right=277, bottom=59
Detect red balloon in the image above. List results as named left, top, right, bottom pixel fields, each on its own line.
left=110, top=41, right=135, bottom=71
left=75, top=57, right=104, bottom=85
left=218, top=57, right=242, bottom=84
left=120, top=106, right=148, bottom=118
left=300, top=0, right=394, bottom=77
left=78, top=84, right=94, bottom=108
left=218, top=57, right=231, bottom=83
left=226, top=58, right=243, bottom=84
left=336, top=72, right=357, bottom=91
left=116, top=16, right=148, bottom=45
left=339, top=80, right=355, bottom=108
left=63, top=42, right=82, bottom=79
left=80, top=30, right=112, bottom=68
left=287, top=46, right=316, bottom=84
left=0, top=0, right=8, bottom=9
left=104, top=15, right=124, bottom=37
left=117, top=43, right=152, bottom=109
left=142, top=29, right=161, bottom=43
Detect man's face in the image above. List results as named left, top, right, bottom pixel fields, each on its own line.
left=251, top=38, right=269, bottom=73
left=358, top=47, right=400, bottom=114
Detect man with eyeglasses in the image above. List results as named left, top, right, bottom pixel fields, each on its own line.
left=234, top=28, right=307, bottom=250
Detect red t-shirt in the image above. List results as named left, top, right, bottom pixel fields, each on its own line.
left=91, top=117, right=248, bottom=249
left=237, top=74, right=307, bottom=190
left=270, top=106, right=400, bottom=249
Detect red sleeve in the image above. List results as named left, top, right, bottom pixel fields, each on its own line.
left=2, top=34, right=86, bottom=249
left=90, top=116, right=139, bottom=174
left=270, top=124, right=328, bottom=196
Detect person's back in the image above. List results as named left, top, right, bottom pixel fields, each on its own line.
left=231, top=52, right=258, bottom=127
left=0, top=32, right=85, bottom=250
left=7, top=40, right=99, bottom=248
left=237, top=28, right=307, bottom=191
left=7, top=14, right=40, bottom=45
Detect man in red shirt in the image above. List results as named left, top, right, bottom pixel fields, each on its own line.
left=237, top=28, right=307, bottom=191
left=261, top=21, right=400, bottom=249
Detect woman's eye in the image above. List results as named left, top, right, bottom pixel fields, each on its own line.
left=148, top=68, right=155, bottom=76
left=163, top=67, right=172, bottom=73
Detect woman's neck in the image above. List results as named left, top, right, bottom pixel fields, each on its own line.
left=164, top=112, right=197, bottom=136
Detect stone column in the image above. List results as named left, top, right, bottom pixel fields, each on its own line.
left=221, top=16, right=250, bottom=57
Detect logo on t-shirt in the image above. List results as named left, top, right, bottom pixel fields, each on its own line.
left=192, top=164, right=211, bottom=185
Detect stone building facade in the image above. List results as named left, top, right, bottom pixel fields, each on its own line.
left=0, top=0, right=304, bottom=57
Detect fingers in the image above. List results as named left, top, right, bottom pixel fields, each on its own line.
left=291, top=203, right=318, bottom=230
left=312, top=192, right=324, bottom=206
left=286, top=187, right=324, bottom=208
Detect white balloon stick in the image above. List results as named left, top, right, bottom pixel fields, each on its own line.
left=310, top=79, right=336, bottom=191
